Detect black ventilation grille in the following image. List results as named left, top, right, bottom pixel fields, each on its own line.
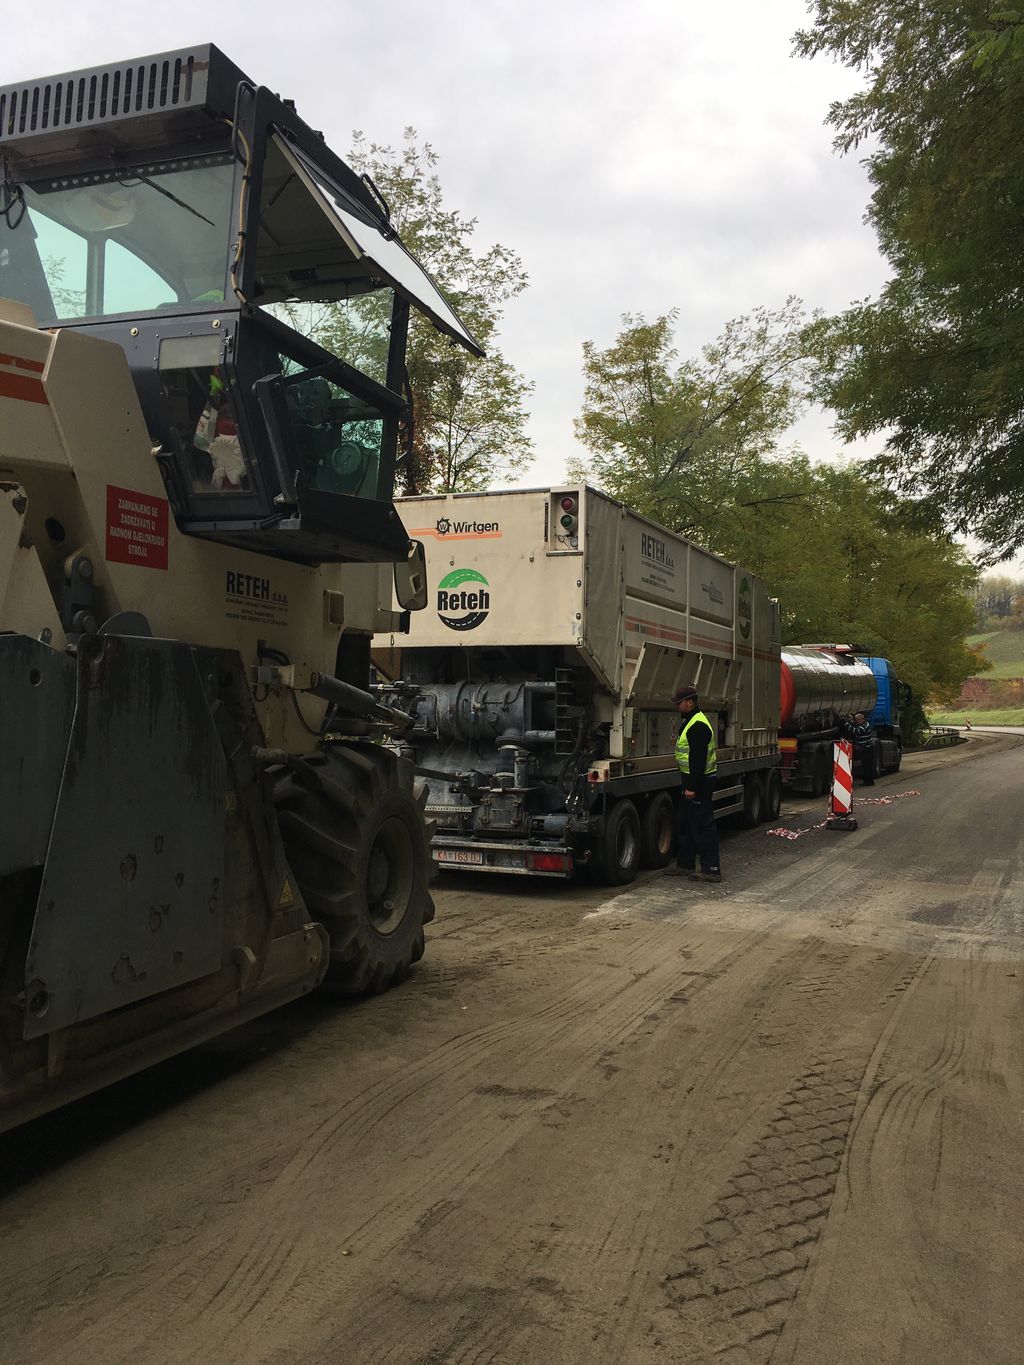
left=0, top=56, right=201, bottom=139
left=0, top=46, right=247, bottom=160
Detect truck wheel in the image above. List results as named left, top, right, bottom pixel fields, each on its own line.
left=640, top=791, right=676, bottom=869
left=592, top=798, right=641, bottom=886
left=890, top=744, right=902, bottom=773
left=812, top=748, right=831, bottom=797
left=739, top=773, right=764, bottom=828
left=764, top=769, right=782, bottom=820
left=274, top=745, right=435, bottom=994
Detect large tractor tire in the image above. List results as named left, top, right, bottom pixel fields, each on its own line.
left=273, top=745, right=435, bottom=995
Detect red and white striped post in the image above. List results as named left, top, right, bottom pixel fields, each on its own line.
left=826, top=738, right=858, bottom=831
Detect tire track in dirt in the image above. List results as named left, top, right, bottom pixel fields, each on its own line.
left=49, top=923, right=927, bottom=1364
left=776, top=950, right=1024, bottom=1364
left=181, top=923, right=780, bottom=1364
left=351, top=933, right=827, bottom=1365
left=622, top=951, right=940, bottom=1365
left=304, top=944, right=930, bottom=1365
left=640, top=1051, right=868, bottom=1363
left=23, top=921, right=767, bottom=1362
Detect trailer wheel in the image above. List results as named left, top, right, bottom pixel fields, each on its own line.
left=640, top=791, right=676, bottom=869
left=274, top=746, right=435, bottom=994
left=738, top=772, right=765, bottom=828
left=812, top=748, right=832, bottom=797
left=764, top=769, right=782, bottom=821
left=591, top=798, right=641, bottom=885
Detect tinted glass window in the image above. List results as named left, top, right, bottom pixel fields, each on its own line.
left=158, top=334, right=252, bottom=496
left=1, top=153, right=235, bottom=321
left=280, top=357, right=385, bottom=500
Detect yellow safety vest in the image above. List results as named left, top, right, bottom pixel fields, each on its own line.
left=675, top=711, right=717, bottom=776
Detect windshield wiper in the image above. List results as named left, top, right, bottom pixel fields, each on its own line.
left=1, top=160, right=26, bottom=229
left=116, top=171, right=215, bottom=227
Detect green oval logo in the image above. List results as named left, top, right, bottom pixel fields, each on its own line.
left=437, top=567, right=490, bottom=631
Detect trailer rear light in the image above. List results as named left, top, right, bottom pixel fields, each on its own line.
left=526, top=851, right=572, bottom=873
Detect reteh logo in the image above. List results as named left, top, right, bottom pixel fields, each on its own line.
left=738, top=576, right=752, bottom=639
left=437, top=567, right=491, bottom=631
left=641, top=532, right=675, bottom=569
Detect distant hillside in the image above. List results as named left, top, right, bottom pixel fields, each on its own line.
left=944, top=628, right=1024, bottom=713
left=967, top=629, right=1024, bottom=679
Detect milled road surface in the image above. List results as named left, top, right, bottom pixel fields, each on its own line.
left=0, top=733, right=1021, bottom=1364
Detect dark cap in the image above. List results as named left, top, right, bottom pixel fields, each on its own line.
left=673, top=686, right=698, bottom=703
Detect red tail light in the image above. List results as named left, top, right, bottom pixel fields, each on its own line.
left=526, top=851, right=572, bottom=873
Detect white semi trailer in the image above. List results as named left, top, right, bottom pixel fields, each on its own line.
left=373, top=487, right=781, bottom=882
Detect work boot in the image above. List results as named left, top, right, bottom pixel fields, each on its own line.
left=664, top=864, right=696, bottom=878
left=697, top=869, right=722, bottom=883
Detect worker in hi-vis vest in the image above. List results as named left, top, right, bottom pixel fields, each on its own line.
left=666, top=685, right=722, bottom=882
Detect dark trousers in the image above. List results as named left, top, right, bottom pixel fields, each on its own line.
left=676, top=786, right=720, bottom=872
left=856, top=743, right=875, bottom=785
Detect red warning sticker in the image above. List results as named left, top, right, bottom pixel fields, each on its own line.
left=105, top=485, right=169, bottom=570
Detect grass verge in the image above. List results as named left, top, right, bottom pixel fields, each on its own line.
left=928, top=708, right=1024, bottom=727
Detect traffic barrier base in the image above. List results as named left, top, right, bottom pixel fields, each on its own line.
left=826, top=738, right=858, bottom=832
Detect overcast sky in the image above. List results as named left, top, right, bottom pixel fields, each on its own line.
left=5, top=3, right=1016, bottom=571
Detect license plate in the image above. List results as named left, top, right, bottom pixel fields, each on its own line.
left=435, top=849, right=484, bottom=865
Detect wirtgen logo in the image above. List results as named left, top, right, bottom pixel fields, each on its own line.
left=435, top=517, right=499, bottom=536
left=437, top=568, right=491, bottom=631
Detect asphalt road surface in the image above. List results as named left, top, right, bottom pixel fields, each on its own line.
left=1, top=732, right=1021, bottom=1364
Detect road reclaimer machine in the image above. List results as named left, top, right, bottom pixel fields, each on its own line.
left=0, top=45, right=480, bottom=1131
left=372, top=486, right=781, bottom=883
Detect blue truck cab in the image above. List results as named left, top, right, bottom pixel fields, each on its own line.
left=862, top=656, right=908, bottom=772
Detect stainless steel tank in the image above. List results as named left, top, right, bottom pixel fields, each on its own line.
left=779, top=647, right=877, bottom=729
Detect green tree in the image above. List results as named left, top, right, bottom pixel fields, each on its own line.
left=571, top=300, right=813, bottom=535
left=796, top=2, right=1024, bottom=559
left=573, top=310, right=982, bottom=701
left=971, top=573, right=1024, bottom=626
left=305, top=129, right=534, bottom=493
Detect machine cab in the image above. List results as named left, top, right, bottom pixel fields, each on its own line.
left=0, top=46, right=480, bottom=564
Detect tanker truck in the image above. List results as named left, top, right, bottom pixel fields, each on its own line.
left=372, top=487, right=782, bottom=883
left=778, top=645, right=906, bottom=794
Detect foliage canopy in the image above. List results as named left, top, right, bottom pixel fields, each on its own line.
left=574, top=310, right=982, bottom=702
left=795, top=2, right=1024, bottom=559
